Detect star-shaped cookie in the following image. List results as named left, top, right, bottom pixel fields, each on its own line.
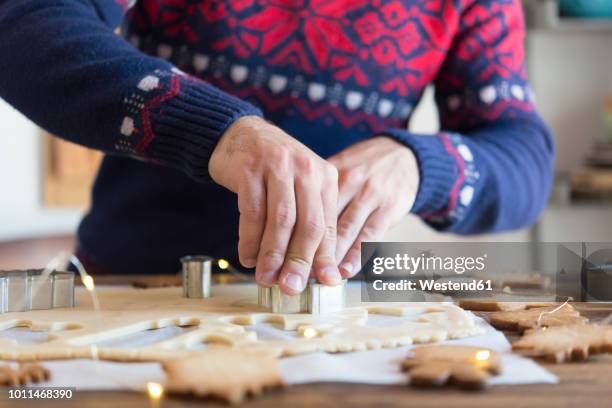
left=400, top=346, right=501, bottom=390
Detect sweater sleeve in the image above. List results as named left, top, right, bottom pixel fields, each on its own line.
left=377, top=0, right=554, bottom=234
left=0, top=0, right=262, bottom=182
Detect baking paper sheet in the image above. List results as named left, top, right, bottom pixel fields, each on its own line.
left=1, top=312, right=557, bottom=390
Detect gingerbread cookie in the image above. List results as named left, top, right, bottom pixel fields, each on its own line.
left=400, top=346, right=501, bottom=390
left=162, top=347, right=285, bottom=404
left=489, top=304, right=587, bottom=333
left=0, top=363, right=50, bottom=387
left=459, top=299, right=556, bottom=312
left=513, top=324, right=612, bottom=363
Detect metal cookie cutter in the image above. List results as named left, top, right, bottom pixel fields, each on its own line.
left=181, top=255, right=212, bottom=298
left=0, top=269, right=75, bottom=314
left=258, top=280, right=346, bottom=314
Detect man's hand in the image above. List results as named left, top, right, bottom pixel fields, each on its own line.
left=209, top=116, right=341, bottom=294
left=328, top=137, right=419, bottom=278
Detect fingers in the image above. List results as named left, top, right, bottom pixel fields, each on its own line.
left=329, top=152, right=366, bottom=217
left=328, top=156, right=355, bottom=216
left=335, top=192, right=377, bottom=271
left=313, top=168, right=341, bottom=285
left=339, top=207, right=390, bottom=278
left=336, top=170, right=360, bottom=217
left=278, top=177, right=326, bottom=295
left=255, top=176, right=296, bottom=287
left=237, top=177, right=266, bottom=268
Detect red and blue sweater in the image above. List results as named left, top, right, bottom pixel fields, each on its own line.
left=0, top=0, right=554, bottom=274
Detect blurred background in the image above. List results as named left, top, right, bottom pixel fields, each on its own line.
left=1, top=0, right=611, bottom=269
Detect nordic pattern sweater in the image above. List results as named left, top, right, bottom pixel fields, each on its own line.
left=0, top=0, right=554, bottom=274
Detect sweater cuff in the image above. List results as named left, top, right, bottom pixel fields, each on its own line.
left=376, top=129, right=460, bottom=217
left=120, top=69, right=263, bottom=182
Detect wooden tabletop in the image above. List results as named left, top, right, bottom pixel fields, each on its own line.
left=7, top=304, right=612, bottom=408
left=18, top=358, right=612, bottom=408
left=1, top=234, right=610, bottom=407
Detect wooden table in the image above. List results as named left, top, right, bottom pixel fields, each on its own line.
left=7, top=304, right=612, bottom=408
left=1, top=238, right=611, bottom=407
left=18, top=357, right=612, bottom=408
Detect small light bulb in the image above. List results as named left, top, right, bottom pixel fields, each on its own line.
left=147, top=382, right=164, bottom=400
left=82, top=275, right=95, bottom=292
left=218, top=259, right=229, bottom=270
left=302, top=327, right=318, bottom=339
left=475, top=350, right=490, bottom=361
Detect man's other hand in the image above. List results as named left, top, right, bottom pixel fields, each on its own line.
left=329, top=137, right=419, bottom=278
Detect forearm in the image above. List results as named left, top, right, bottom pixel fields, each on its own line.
left=0, top=0, right=261, bottom=182
left=379, top=112, right=554, bottom=233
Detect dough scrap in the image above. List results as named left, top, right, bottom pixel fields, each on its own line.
left=489, top=304, right=587, bottom=333
left=401, top=346, right=501, bottom=390
left=512, top=324, right=612, bottom=363
left=162, top=347, right=284, bottom=404
left=0, top=285, right=483, bottom=362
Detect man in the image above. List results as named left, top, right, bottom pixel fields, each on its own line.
left=0, top=0, right=554, bottom=294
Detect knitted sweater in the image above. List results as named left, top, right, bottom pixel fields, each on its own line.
left=0, top=0, right=554, bottom=274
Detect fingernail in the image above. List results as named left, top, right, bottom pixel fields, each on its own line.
left=283, top=273, right=305, bottom=293
left=320, top=266, right=341, bottom=284
left=243, top=258, right=257, bottom=268
left=340, top=263, right=353, bottom=277
left=258, top=270, right=277, bottom=286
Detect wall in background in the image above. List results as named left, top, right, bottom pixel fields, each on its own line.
left=527, top=32, right=612, bottom=172
left=528, top=29, right=612, bottom=243
left=0, top=99, right=82, bottom=241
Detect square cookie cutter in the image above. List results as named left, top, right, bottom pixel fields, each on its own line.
left=258, top=280, right=346, bottom=314
left=0, top=269, right=75, bottom=313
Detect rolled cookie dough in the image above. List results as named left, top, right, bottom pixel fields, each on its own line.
left=0, top=284, right=483, bottom=362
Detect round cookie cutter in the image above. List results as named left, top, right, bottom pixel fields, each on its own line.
left=181, top=255, right=213, bottom=298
